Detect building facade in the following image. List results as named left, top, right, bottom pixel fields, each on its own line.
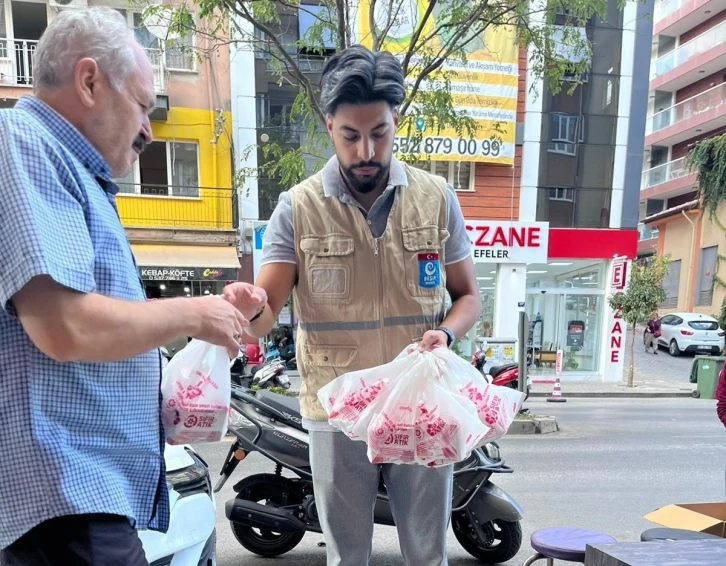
left=233, top=0, right=652, bottom=381
left=0, top=0, right=240, bottom=299
left=639, top=0, right=726, bottom=317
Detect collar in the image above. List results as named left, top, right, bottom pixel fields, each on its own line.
left=321, top=155, right=408, bottom=202
left=16, top=96, right=112, bottom=184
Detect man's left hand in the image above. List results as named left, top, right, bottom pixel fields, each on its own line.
left=221, top=282, right=268, bottom=321
left=417, top=329, right=449, bottom=352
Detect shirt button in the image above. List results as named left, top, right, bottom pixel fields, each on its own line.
left=322, top=356, right=329, bottom=362
left=367, top=220, right=372, bottom=225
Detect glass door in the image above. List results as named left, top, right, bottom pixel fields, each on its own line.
left=526, top=292, right=603, bottom=374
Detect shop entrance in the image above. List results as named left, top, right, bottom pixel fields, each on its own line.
left=526, top=291, right=604, bottom=374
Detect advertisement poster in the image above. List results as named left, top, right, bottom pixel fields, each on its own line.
left=355, top=0, right=519, bottom=165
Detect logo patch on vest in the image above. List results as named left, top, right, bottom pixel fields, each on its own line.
left=418, top=253, right=441, bottom=288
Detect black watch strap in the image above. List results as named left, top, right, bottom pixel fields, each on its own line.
left=249, top=304, right=266, bottom=323
left=436, top=327, right=455, bottom=347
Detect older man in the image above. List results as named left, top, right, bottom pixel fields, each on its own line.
left=0, top=8, right=265, bottom=565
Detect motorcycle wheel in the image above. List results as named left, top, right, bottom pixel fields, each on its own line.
left=230, top=479, right=305, bottom=557
left=452, top=515, right=522, bottom=564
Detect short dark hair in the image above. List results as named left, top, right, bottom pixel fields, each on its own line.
left=320, top=45, right=405, bottom=116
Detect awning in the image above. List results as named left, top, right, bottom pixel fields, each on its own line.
left=131, top=244, right=240, bottom=282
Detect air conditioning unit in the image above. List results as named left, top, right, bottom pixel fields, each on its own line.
left=49, top=0, right=89, bottom=10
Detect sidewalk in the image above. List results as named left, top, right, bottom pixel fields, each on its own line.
left=530, top=379, right=694, bottom=398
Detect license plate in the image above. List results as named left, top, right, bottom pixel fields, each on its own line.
left=698, top=345, right=711, bottom=350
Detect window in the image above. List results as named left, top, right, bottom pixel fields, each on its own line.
left=660, top=260, right=681, bottom=309
left=537, top=187, right=611, bottom=228
left=550, top=188, right=574, bottom=201
left=114, top=141, right=200, bottom=198
left=165, top=33, right=195, bottom=71
left=131, top=12, right=195, bottom=71
left=415, top=161, right=475, bottom=191
left=696, top=246, right=718, bottom=307
left=550, top=114, right=581, bottom=156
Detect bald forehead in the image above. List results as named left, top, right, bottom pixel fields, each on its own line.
left=130, top=40, right=154, bottom=80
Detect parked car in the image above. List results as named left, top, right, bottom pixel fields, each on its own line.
left=139, top=444, right=217, bottom=566
left=655, top=313, right=725, bottom=357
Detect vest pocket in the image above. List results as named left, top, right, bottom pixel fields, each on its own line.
left=301, top=344, right=359, bottom=393
left=300, top=235, right=354, bottom=304
left=402, top=226, right=448, bottom=297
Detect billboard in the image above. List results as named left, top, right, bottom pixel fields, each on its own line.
left=355, top=0, right=519, bottom=165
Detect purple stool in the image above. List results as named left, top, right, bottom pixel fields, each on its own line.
left=522, top=527, right=617, bottom=565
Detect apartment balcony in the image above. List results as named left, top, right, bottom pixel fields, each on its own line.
left=0, top=39, right=36, bottom=88
left=645, top=82, right=726, bottom=147
left=650, top=20, right=726, bottom=92
left=116, top=185, right=237, bottom=245
left=640, top=156, right=698, bottom=200
left=637, top=223, right=659, bottom=256
left=654, top=0, right=726, bottom=38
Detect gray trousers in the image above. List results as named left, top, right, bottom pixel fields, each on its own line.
left=309, top=430, right=453, bottom=566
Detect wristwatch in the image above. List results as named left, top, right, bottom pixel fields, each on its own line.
left=436, top=327, right=455, bottom=347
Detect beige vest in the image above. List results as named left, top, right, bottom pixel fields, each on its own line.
left=290, top=163, right=450, bottom=420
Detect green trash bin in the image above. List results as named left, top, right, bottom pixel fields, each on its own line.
left=692, top=356, right=726, bottom=399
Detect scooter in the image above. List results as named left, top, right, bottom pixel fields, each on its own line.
left=471, top=348, right=531, bottom=401
left=231, top=354, right=291, bottom=390
left=216, top=385, right=524, bottom=564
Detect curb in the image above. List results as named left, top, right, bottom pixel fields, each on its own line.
left=530, top=391, right=693, bottom=399
left=508, top=416, right=559, bottom=435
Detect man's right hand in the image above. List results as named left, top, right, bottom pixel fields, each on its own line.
left=189, top=296, right=249, bottom=358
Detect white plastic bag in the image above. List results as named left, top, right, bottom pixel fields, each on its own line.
left=433, top=348, right=525, bottom=443
left=364, top=351, right=490, bottom=467
left=318, top=345, right=525, bottom=466
left=318, top=355, right=413, bottom=439
left=161, top=339, right=231, bottom=444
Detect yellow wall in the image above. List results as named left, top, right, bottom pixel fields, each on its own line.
left=117, top=107, right=234, bottom=230
left=660, top=214, right=695, bottom=312
left=658, top=205, right=726, bottom=315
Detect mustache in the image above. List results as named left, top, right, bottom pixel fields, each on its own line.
left=133, top=136, right=147, bottom=153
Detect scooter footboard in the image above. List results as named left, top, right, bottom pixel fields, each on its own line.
left=463, top=482, right=523, bottom=524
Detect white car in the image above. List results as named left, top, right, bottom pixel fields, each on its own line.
left=655, top=313, right=725, bottom=357
left=139, top=444, right=217, bottom=566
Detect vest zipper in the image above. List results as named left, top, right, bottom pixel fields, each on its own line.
left=374, top=236, right=385, bottom=361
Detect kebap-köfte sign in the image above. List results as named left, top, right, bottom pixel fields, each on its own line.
left=139, top=266, right=239, bottom=281
left=467, top=221, right=549, bottom=264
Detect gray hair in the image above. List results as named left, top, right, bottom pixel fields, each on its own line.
left=33, top=7, right=138, bottom=92
left=320, top=45, right=405, bottom=116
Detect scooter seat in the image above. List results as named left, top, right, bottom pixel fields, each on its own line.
left=255, top=390, right=306, bottom=431
left=489, top=363, right=518, bottom=379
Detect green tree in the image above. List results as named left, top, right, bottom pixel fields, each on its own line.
left=144, top=0, right=614, bottom=196
left=608, top=256, right=671, bottom=388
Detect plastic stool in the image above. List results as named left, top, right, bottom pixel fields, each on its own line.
left=522, top=527, right=616, bottom=565
left=641, top=528, right=721, bottom=542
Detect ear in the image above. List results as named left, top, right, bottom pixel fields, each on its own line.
left=75, top=57, right=103, bottom=109
left=393, top=108, right=400, bottom=127
left=326, top=114, right=334, bottom=137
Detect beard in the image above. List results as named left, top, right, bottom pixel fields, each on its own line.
left=340, top=160, right=390, bottom=194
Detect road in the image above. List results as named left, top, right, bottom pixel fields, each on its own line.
left=197, top=398, right=725, bottom=565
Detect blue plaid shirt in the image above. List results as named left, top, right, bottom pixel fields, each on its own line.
left=0, top=97, right=169, bottom=547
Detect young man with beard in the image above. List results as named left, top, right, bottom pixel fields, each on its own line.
left=225, top=45, right=480, bottom=565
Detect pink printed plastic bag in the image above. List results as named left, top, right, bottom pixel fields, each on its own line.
left=318, top=346, right=525, bottom=466
left=318, top=355, right=414, bottom=439
left=161, top=339, right=231, bottom=445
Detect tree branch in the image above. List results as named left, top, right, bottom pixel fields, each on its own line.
left=369, top=0, right=380, bottom=50
left=221, top=0, right=325, bottom=125
left=400, top=0, right=439, bottom=77
left=336, top=0, right=347, bottom=50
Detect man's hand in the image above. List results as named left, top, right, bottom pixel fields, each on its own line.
left=189, top=296, right=250, bottom=358
left=417, top=329, right=449, bottom=352
left=222, top=282, right=268, bottom=321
